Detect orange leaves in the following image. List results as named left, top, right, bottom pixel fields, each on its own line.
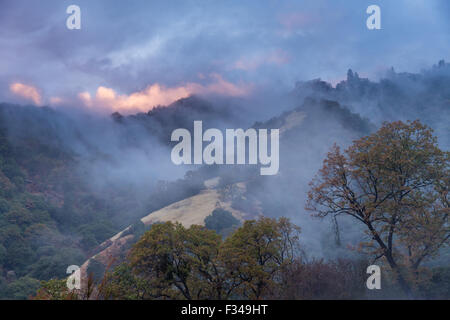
left=306, top=120, right=449, bottom=292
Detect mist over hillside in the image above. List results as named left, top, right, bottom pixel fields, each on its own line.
left=293, top=60, right=450, bottom=148
left=0, top=62, right=449, bottom=299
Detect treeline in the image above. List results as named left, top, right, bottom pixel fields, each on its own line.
left=34, top=119, right=449, bottom=300
left=0, top=103, right=218, bottom=299
left=34, top=217, right=449, bottom=300
left=34, top=217, right=364, bottom=300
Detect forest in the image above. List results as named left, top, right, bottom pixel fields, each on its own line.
left=0, top=62, right=449, bottom=300
left=34, top=120, right=450, bottom=300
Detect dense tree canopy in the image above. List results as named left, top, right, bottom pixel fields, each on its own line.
left=97, top=218, right=302, bottom=300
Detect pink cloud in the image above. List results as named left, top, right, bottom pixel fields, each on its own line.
left=49, top=97, right=64, bottom=105
left=78, top=74, right=251, bottom=114
left=9, top=82, right=42, bottom=105
left=8, top=75, right=250, bottom=114
left=193, top=73, right=250, bottom=96
left=80, top=84, right=191, bottom=112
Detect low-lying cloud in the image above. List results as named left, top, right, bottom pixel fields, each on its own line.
left=9, top=82, right=42, bottom=105
left=9, top=74, right=252, bottom=114
left=77, top=74, right=251, bottom=113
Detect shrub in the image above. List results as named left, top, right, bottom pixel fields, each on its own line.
left=204, top=208, right=240, bottom=237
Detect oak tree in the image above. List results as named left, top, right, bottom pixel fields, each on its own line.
left=306, top=120, right=449, bottom=295
left=220, top=217, right=301, bottom=299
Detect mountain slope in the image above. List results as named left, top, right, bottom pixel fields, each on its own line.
left=75, top=179, right=253, bottom=286
left=74, top=97, right=374, bottom=285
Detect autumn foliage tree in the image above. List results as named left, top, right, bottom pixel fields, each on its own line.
left=220, top=217, right=301, bottom=299
left=100, top=218, right=301, bottom=300
left=306, top=120, right=449, bottom=295
left=125, top=222, right=223, bottom=300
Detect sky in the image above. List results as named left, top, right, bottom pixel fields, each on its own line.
left=0, top=0, right=448, bottom=114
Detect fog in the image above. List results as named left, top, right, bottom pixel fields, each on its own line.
left=0, top=61, right=448, bottom=262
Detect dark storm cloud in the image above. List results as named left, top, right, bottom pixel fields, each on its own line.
left=0, top=0, right=448, bottom=107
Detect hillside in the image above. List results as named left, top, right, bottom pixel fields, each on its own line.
left=0, top=62, right=449, bottom=299
left=0, top=97, right=248, bottom=299
left=73, top=97, right=374, bottom=287
left=74, top=179, right=254, bottom=287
